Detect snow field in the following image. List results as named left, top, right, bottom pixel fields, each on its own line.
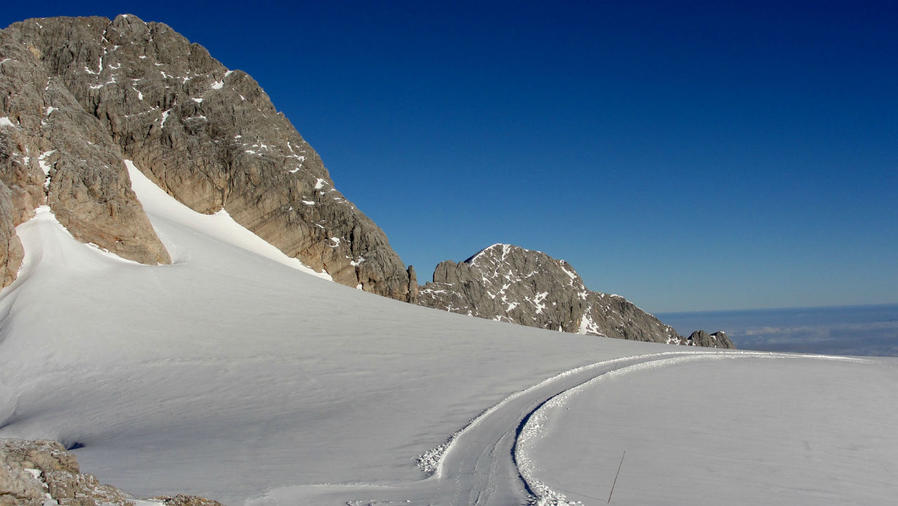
left=1, top=160, right=894, bottom=505
left=0, top=161, right=682, bottom=503
left=520, top=354, right=898, bottom=505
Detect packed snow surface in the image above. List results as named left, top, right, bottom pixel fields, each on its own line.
left=520, top=354, right=898, bottom=505
left=0, top=162, right=895, bottom=504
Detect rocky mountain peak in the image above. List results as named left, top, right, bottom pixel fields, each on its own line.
left=465, top=243, right=586, bottom=286
left=686, top=330, right=735, bottom=348
left=0, top=14, right=414, bottom=300
left=426, top=243, right=590, bottom=331
left=419, top=244, right=734, bottom=348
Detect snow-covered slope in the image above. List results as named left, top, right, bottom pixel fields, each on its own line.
left=517, top=353, right=897, bottom=505
left=124, top=160, right=331, bottom=280
left=0, top=161, right=895, bottom=505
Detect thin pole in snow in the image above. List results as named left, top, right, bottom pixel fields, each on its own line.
left=607, top=450, right=626, bottom=504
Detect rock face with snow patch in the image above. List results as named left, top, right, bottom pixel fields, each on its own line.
left=418, top=244, right=734, bottom=348
left=0, top=15, right=411, bottom=299
left=0, top=19, right=172, bottom=273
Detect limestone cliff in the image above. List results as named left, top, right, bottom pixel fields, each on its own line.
left=0, top=17, right=171, bottom=269
left=0, top=15, right=412, bottom=299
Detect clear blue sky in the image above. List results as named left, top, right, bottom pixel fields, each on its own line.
left=4, top=1, right=896, bottom=312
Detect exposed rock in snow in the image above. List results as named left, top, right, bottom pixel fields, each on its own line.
left=418, top=244, right=732, bottom=347
left=0, top=439, right=222, bottom=505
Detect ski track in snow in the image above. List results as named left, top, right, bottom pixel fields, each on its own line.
left=250, top=350, right=867, bottom=505
left=514, top=351, right=870, bottom=506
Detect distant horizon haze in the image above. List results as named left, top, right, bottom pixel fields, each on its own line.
left=2, top=1, right=895, bottom=313
left=658, top=301, right=898, bottom=317
left=659, top=303, right=898, bottom=356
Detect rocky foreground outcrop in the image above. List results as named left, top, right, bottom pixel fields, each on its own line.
left=418, top=244, right=734, bottom=348
left=0, top=15, right=413, bottom=299
left=0, top=439, right=221, bottom=505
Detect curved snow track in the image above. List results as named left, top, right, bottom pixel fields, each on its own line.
left=248, top=351, right=718, bottom=504
left=428, top=351, right=706, bottom=505
left=250, top=350, right=868, bottom=505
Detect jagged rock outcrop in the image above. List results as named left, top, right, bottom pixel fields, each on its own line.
left=0, top=439, right=221, bottom=505
left=686, top=330, right=735, bottom=348
left=0, top=15, right=411, bottom=299
left=418, top=244, right=734, bottom=348
left=0, top=18, right=171, bottom=273
left=407, top=265, right=418, bottom=304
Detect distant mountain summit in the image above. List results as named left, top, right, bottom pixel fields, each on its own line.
left=419, top=244, right=734, bottom=347
left=0, top=14, right=413, bottom=299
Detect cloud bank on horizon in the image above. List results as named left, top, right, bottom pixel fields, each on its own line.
left=661, top=304, right=898, bottom=356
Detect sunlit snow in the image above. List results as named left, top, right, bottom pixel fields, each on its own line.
left=520, top=354, right=897, bottom=506
left=0, top=162, right=894, bottom=505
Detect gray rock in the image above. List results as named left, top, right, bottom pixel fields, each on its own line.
left=686, top=330, right=735, bottom=349
left=0, top=182, right=23, bottom=288
left=407, top=265, right=418, bottom=303
left=0, top=438, right=132, bottom=505
left=0, top=15, right=411, bottom=299
left=0, top=15, right=172, bottom=284
left=0, top=439, right=223, bottom=505
left=418, top=244, right=732, bottom=348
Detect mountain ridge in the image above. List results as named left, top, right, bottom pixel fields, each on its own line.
left=0, top=14, right=729, bottom=347
left=418, top=243, right=733, bottom=347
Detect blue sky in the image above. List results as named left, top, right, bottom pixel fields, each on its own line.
left=3, top=1, right=896, bottom=312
